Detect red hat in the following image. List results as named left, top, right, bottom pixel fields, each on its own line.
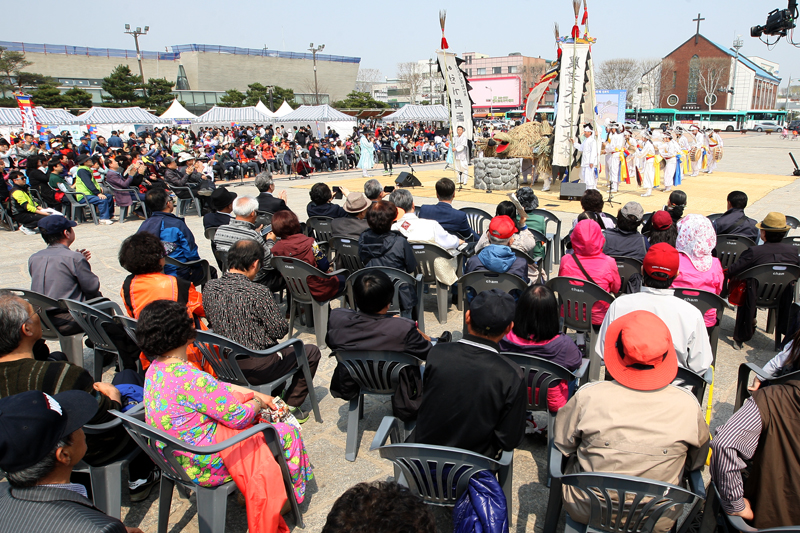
left=651, top=210, right=673, bottom=231
left=604, top=311, right=678, bottom=391
left=488, top=215, right=516, bottom=240
left=643, top=243, right=679, bottom=280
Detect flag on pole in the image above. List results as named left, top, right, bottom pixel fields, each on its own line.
left=523, top=64, right=559, bottom=120
left=15, top=94, right=39, bottom=137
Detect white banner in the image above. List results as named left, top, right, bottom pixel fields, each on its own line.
left=552, top=43, right=593, bottom=168
left=437, top=51, right=473, bottom=140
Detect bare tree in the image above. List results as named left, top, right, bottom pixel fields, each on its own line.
left=638, top=58, right=674, bottom=109
left=300, top=77, right=330, bottom=104
left=396, top=62, right=425, bottom=104
left=356, top=68, right=383, bottom=92
left=697, top=57, right=731, bottom=111
left=595, top=59, right=641, bottom=106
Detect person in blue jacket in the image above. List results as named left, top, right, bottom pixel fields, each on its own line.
left=464, top=215, right=529, bottom=284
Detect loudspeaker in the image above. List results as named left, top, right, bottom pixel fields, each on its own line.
left=559, top=181, right=586, bottom=201
left=395, top=171, right=422, bottom=187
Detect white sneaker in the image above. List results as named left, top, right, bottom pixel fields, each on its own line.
left=19, top=226, right=37, bottom=235
left=100, top=219, right=115, bottom=225
left=641, top=191, right=652, bottom=197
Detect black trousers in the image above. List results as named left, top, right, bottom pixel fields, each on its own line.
left=14, top=211, right=46, bottom=229
left=237, top=344, right=321, bottom=407
left=381, top=149, right=393, bottom=171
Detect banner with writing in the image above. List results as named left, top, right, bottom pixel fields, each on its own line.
left=437, top=51, right=473, bottom=140
left=552, top=43, right=594, bottom=168
left=15, top=94, right=38, bottom=137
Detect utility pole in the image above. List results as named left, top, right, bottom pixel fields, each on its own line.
left=267, top=85, right=274, bottom=111
left=486, top=86, right=493, bottom=119
left=124, top=24, right=149, bottom=98
left=786, top=75, right=792, bottom=122
left=308, top=43, right=325, bottom=105
left=730, top=35, right=743, bottom=110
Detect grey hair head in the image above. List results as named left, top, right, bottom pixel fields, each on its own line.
left=488, top=234, right=512, bottom=246
left=0, top=291, right=31, bottom=356
left=388, top=188, right=414, bottom=212
left=4, top=435, right=72, bottom=488
left=254, top=171, right=274, bottom=193
left=364, top=179, right=383, bottom=200
left=232, top=196, right=260, bottom=218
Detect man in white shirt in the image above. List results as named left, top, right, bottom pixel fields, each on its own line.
left=572, top=124, right=599, bottom=190
left=595, top=243, right=713, bottom=375
left=453, top=126, right=470, bottom=188
left=389, top=188, right=461, bottom=253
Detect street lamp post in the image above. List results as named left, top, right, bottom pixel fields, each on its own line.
left=124, top=24, right=149, bottom=98
left=308, top=43, right=325, bottom=105
left=486, top=86, right=493, bottom=119
left=730, top=35, right=743, bottom=110
left=267, top=85, right=274, bottom=111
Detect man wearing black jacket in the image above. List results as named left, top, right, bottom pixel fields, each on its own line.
left=713, top=191, right=759, bottom=242
left=412, top=289, right=526, bottom=457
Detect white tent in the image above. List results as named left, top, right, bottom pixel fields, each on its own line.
left=160, top=99, right=197, bottom=121
left=193, top=106, right=274, bottom=125
left=76, top=107, right=163, bottom=124
left=275, top=104, right=356, bottom=137
left=383, top=104, right=449, bottom=123
left=273, top=100, right=294, bottom=118
left=0, top=107, right=77, bottom=126
left=254, top=100, right=275, bottom=118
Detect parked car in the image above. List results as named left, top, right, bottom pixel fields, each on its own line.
left=752, top=121, right=782, bottom=133
left=787, top=120, right=800, bottom=131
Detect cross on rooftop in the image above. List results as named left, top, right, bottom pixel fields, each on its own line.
left=694, top=13, right=705, bottom=44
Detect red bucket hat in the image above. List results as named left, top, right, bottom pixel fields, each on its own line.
left=604, top=311, right=678, bottom=391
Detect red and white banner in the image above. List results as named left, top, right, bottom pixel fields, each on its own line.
left=15, top=93, right=39, bottom=137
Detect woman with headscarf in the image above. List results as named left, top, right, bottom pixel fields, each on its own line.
left=672, top=214, right=723, bottom=330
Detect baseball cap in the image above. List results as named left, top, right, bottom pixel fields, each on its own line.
left=488, top=215, right=516, bottom=240
left=643, top=243, right=680, bottom=280
left=38, top=215, right=77, bottom=235
left=604, top=311, right=678, bottom=391
left=620, top=201, right=644, bottom=222
left=344, top=192, right=370, bottom=214
left=0, top=390, right=98, bottom=473
left=651, top=210, right=673, bottom=231
left=468, top=289, right=516, bottom=334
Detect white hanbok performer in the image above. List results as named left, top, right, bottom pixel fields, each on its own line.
left=453, top=125, right=470, bottom=188
left=660, top=131, right=679, bottom=192
left=706, top=128, right=723, bottom=174
left=573, top=124, right=599, bottom=190
left=637, top=131, right=656, bottom=197
left=689, top=124, right=703, bottom=176
left=606, top=122, right=625, bottom=192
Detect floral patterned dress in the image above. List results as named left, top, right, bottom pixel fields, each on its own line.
left=144, top=360, right=313, bottom=500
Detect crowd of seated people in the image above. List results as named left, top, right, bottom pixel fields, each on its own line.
left=5, top=154, right=800, bottom=533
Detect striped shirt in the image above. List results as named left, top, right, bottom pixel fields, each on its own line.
left=710, top=398, right=762, bottom=514
left=213, top=219, right=274, bottom=266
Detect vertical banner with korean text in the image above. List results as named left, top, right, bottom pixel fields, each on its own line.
left=552, top=43, right=593, bottom=168
left=15, top=94, right=39, bottom=137
left=437, top=51, right=473, bottom=141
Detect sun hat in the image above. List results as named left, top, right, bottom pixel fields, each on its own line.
left=343, top=192, right=370, bottom=214
left=756, top=212, right=791, bottom=232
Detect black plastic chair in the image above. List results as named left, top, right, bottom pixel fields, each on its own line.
left=60, top=299, right=124, bottom=380
left=675, top=366, right=714, bottom=404
left=782, top=235, right=800, bottom=253
left=544, top=441, right=706, bottom=533
left=611, top=256, right=644, bottom=296
left=272, top=256, right=347, bottom=349
left=786, top=215, right=800, bottom=230
left=459, top=207, right=492, bottom=237
left=531, top=208, right=563, bottom=265
left=256, top=210, right=274, bottom=229
left=707, top=213, right=723, bottom=223
left=409, top=241, right=461, bottom=325
left=112, top=408, right=304, bottom=533
left=529, top=228, right=554, bottom=275
left=370, top=415, right=514, bottom=509
left=192, top=329, right=322, bottom=423
left=330, top=236, right=366, bottom=274
left=106, top=183, right=147, bottom=223
left=501, top=352, right=588, bottom=485
left=334, top=350, right=423, bottom=462
left=0, top=200, right=16, bottom=231
left=714, top=234, right=756, bottom=270
left=3, top=288, right=85, bottom=365
left=457, top=271, right=528, bottom=333
left=164, top=256, right=213, bottom=289
left=547, top=277, right=615, bottom=383
left=306, top=216, right=335, bottom=259
left=671, top=288, right=726, bottom=361
left=62, top=191, right=99, bottom=225
left=734, top=362, right=800, bottom=410
left=733, top=263, right=800, bottom=349
left=344, top=267, right=426, bottom=332
left=73, top=404, right=144, bottom=518
left=170, top=186, right=202, bottom=217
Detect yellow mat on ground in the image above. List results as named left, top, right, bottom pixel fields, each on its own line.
left=291, top=168, right=796, bottom=216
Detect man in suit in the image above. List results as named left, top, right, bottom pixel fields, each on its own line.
left=254, top=172, right=290, bottom=214
left=713, top=191, right=759, bottom=242
left=202, top=187, right=237, bottom=230
left=728, top=212, right=800, bottom=350
left=0, top=390, right=143, bottom=533
left=418, top=177, right=479, bottom=241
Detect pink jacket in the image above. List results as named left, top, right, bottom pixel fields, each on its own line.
left=672, top=253, right=724, bottom=327
left=558, top=219, right=621, bottom=325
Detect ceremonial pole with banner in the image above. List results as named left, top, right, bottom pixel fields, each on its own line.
left=14, top=93, right=39, bottom=137
left=436, top=10, right=474, bottom=184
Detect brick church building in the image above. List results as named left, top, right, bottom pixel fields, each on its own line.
left=641, top=33, right=780, bottom=111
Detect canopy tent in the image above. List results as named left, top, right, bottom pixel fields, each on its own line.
left=193, top=106, right=274, bottom=125
left=0, top=106, right=78, bottom=126
left=254, top=100, right=276, bottom=118
left=160, top=99, right=197, bottom=120
left=275, top=104, right=357, bottom=137
left=273, top=100, right=294, bottom=118
left=382, top=104, right=450, bottom=123
left=76, top=106, right=163, bottom=125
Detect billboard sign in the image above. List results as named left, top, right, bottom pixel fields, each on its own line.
left=468, top=77, right=521, bottom=109
left=595, top=89, right=627, bottom=139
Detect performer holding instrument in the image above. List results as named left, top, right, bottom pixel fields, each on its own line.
left=706, top=128, right=723, bottom=174
left=659, top=131, right=679, bottom=192
left=637, top=130, right=656, bottom=197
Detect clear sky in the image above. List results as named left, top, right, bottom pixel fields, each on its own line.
left=5, top=0, right=798, bottom=85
